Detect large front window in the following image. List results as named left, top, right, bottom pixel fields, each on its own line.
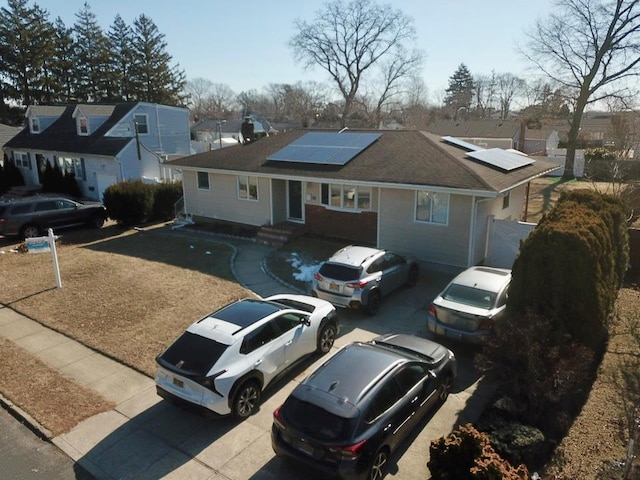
left=321, top=183, right=371, bottom=210
left=415, top=191, right=449, bottom=225
left=238, top=175, right=258, bottom=201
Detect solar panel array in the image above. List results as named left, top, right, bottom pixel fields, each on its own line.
left=441, top=135, right=483, bottom=151
left=466, top=148, right=534, bottom=171
left=267, top=132, right=382, bottom=165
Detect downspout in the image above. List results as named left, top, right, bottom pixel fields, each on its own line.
left=155, top=104, right=163, bottom=154
left=376, top=186, right=381, bottom=248
left=468, top=196, right=494, bottom=267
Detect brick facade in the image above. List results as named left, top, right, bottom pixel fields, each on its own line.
left=305, top=204, right=377, bottom=245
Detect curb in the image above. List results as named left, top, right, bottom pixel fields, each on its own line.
left=0, top=391, right=53, bottom=441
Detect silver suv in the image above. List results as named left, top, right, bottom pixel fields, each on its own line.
left=155, top=294, right=338, bottom=419
left=312, top=245, right=419, bottom=315
left=0, top=195, right=107, bottom=238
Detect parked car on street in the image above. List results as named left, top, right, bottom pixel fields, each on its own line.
left=155, top=294, right=339, bottom=419
left=0, top=195, right=107, bottom=239
left=427, top=266, right=512, bottom=344
left=312, top=245, right=419, bottom=315
left=272, top=333, right=456, bottom=480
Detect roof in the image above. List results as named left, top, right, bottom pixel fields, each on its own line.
left=168, top=129, right=561, bottom=195
left=4, top=103, right=139, bottom=156
left=426, top=119, right=520, bottom=139
left=0, top=124, right=22, bottom=150
left=327, top=245, right=383, bottom=267
left=449, top=266, right=512, bottom=291
left=192, top=115, right=275, bottom=135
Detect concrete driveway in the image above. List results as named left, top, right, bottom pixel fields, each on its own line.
left=46, top=266, right=495, bottom=480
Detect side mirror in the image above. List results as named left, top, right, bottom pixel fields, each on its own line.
left=300, top=317, right=311, bottom=327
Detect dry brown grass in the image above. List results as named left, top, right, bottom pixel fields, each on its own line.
left=0, top=338, right=115, bottom=436
left=0, top=223, right=250, bottom=377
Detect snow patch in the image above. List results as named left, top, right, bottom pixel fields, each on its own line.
left=286, top=252, right=322, bottom=282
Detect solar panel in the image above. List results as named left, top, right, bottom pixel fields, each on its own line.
left=466, top=148, right=534, bottom=171
left=267, top=132, right=382, bottom=165
left=441, top=136, right=483, bottom=151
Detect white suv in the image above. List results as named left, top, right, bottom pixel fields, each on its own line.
left=155, top=294, right=338, bottom=418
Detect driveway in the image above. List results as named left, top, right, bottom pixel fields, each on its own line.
left=48, top=264, right=495, bottom=480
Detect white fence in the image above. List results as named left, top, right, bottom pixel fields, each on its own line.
left=546, top=148, right=585, bottom=178
left=486, top=218, right=537, bottom=268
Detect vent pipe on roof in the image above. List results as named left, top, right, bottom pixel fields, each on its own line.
left=338, top=127, right=349, bottom=133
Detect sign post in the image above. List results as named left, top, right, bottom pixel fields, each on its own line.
left=25, top=228, right=62, bottom=288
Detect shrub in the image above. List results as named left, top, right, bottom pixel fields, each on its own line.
left=0, top=156, right=25, bottom=194
left=428, top=423, right=529, bottom=480
left=508, top=189, right=627, bottom=350
left=150, top=181, right=182, bottom=221
left=103, top=180, right=154, bottom=226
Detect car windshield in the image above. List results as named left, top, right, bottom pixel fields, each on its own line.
left=159, top=332, right=227, bottom=376
left=442, top=284, right=496, bottom=309
left=282, top=397, right=355, bottom=441
left=319, top=263, right=361, bottom=281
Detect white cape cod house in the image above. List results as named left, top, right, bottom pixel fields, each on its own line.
left=3, top=102, right=190, bottom=201
left=167, top=129, right=560, bottom=270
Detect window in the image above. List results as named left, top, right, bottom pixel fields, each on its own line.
left=273, top=313, right=304, bottom=334
left=502, top=191, right=510, bottom=209
left=134, top=114, right=149, bottom=134
left=394, top=364, right=427, bottom=392
left=78, top=117, right=89, bottom=135
left=238, top=175, right=258, bottom=200
left=321, top=183, right=371, bottom=210
left=14, top=152, right=29, bottom=168
left=33, top=201, right=58, bottom=212
left=30, top=117, right=40, bottom=133
left=197, top=171, right=209, bottom=190
left=240, top=322, right=279, bottom=354
left=365, top=379, right=403, bottom=423
left=415, top=191, right=449, bottom=225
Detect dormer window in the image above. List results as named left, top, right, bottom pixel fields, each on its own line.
left=78, top=116, right=89, bottom=135
left=29, top=117, right=40, bottom=133
left=134, top=114, right=148, bottom=134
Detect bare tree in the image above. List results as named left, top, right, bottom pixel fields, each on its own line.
left=473, top=72, right=497, bottom=118
left=289, top=0, right=421, bottom=127
left=207, top=82, right=236, bottom=118
left=184, top=77, right=213, bottom=121
left=524, top=0, right=640, bottom=178
left=496, top=72, right=525, bottom=120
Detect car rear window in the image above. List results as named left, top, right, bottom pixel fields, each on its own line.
left=282, top=397, right=355, bottom=441
left=159, top=332, right=227, bottom=376
left=318, top=263, right=361, bottom=281
left=443, top=284, right=496, bottom=309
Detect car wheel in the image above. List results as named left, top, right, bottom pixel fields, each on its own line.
left=90, top=214, right=105, bottom=228
left=317, top=323, right=337, bottom=354
left=438, top=373, right=454, bottom=403
left=405, top=265, right=419, bottom=288
left=232, top=381, right=261, bottom=419
left=368, top=448, right=389, bottom=480
left=366, top=291, right=381, bottom=316
left=20, top=224, right=40, bottom=239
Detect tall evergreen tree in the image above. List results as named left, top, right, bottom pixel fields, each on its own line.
left=444, top=63, right=474, bottom=119
left=72, top=2, right=110, bottom=102
left=107, top=14, right=135, bottom=101
left=50, top=17, right=75, bottom=102
left=0, top=0, right=56, bottom=106
left=130, top=14, right=186, bottom=105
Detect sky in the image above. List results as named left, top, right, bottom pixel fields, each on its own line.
left=36, top=0, right=555, bottom=102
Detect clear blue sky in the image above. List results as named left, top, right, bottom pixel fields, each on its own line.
left=34, top=0, right=554, bottom=101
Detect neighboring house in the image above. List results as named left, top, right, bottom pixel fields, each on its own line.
left=0, top=124, right=23, bottom=158
left=168, top=129, right=560, bottom=270
left=191, top=114, right=277, bottom=151
left=426, top=119, right=559, bottom=155
left=3, top=102, right=190, bottom=201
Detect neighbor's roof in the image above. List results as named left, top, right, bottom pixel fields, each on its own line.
left=0, top=124, right=22, bottom=149
left=426, top=119, right=520, bottom=139
left=5, top=103, right=139, bottom=156
left=167, top=129, right=561, bottom=195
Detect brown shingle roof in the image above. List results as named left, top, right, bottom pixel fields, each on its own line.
left=168, top=129, right=560, bottom=195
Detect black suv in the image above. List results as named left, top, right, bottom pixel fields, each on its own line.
left=272, top=334, right=456, bottom=480
left=0, top=195, right=107, bottom=239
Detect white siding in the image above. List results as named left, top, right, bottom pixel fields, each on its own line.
left=378, top=188, right=471, bottom=268
left=183, top=171, right=271, bottom=226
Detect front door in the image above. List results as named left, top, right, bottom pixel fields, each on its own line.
left=287, top=180, right=304, bottom=223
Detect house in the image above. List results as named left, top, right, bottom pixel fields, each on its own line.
left=190, top=114, right=277, bottom=153
left=167, top=129, right=560, bottom=270
left=3, top=102, right=190, bottom=201
left=0, top=123, right=22, bottom=157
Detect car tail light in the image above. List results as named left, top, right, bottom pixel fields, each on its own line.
left=273, top=405, right=286, bottom=431
left=198, top=370, right=226, bottom=396
left=345, top=280, right=368, bottom=290
left=313, top=272, right=323, bottom=282
left=428, top=304, right=437, bottom=318
left=329, top=439, right=367, bottom=460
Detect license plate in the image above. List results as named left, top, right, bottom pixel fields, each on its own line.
left=173, top=377, right=184, bottom=388
left=294, top=439, right=315, bottom=457
left=329, top=282, right=340, bottom=291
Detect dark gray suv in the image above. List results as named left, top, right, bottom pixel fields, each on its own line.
left=272, top=334, right=456, bottom=480
left=0, top=195, right=107, bottom=239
